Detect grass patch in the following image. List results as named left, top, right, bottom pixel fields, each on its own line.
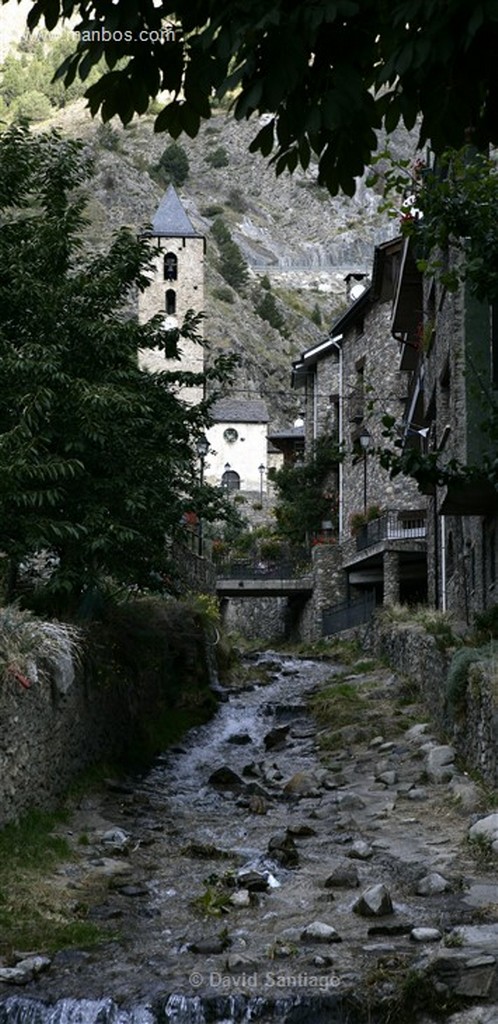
left=309, top=679, right=367, bottom=728
left=0, top=808, right=108, bottom=957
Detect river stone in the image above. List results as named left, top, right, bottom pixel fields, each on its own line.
left=377, top=771, right=398, bottom=786
left=226, top=732, right=252, bottom=745
left=336, top=791, right=366, bottom=810
left=426, top=745, right=456, bottom=783
left=324, top=859, right=359, bottom=888
left=347, top=840, right=373, bottom=860
left=189, top=937, right=229, bottom=954
left=415, top=872, right=451, bottom=896
left=268, top=832, right=299, bottom=867
left=237, top=869, right=272, bottom=892
left=208, top=766, right=244, bottom=791
left=287, top=823, right=316, bottom=837
left=283, top=772, right=320, bottom=798
left=405, top=723, right=430, bottom=740
left=353, top=883, right=394, bottom=918
left=410, top=927, right=442, bottom=942
left=468, top=813, right=498, bottom=844
left=101, top=828, right=131, bottom=852
left=229, top=889, right=251, bottom=908
left=0, top=966, right=34, bottom=985
left=264, top=724, right=290, bottom=750
left=301, top=921, right=342, bottom=943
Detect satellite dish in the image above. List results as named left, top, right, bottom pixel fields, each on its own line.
left=350, top=283, right=366, bottom=301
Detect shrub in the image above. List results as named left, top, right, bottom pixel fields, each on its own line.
left=473, top=603, right=498, bottom=641
left=446, top=641, right=498, bottom=716
left=254, top=290, right=287, bottom=333
left=311, top=302, right=322, bottom=326
left=154, top=141, right=190, bottom=187
left=205, top=146, right=229, bottom=168
left=227, top=187, right=248, bottom=212
left=201, top=203, right=224, bottom=217
left=10, top=89, right=52, bottom=122
left=213, top=285, right=235, bottom=304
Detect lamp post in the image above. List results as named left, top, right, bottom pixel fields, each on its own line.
left=258, top=463, right=265, bottom=503
left=196, top=435, right=209, bottom=556
left=358, top=427, right=371, bottom=514
left=223, top=462, right=231, bottom=492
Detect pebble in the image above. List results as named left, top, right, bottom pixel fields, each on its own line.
left=353, top=884, right=394, bottom=918
left=415, top=872, right=451, bottom=896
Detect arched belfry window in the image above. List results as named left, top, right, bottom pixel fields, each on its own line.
left=165, top=289, right=176, bottom=315
left=164, top=252, right=178, bottom=281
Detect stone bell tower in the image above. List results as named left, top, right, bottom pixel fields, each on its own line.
left=138, top=185, right=205, bottom=405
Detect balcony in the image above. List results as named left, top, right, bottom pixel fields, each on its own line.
left=356, top=510, right=427, bottom=551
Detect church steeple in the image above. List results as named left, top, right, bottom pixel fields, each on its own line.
left=151, top=185, right=202, bottom=238
left=138, top=187, right=205, bottom=406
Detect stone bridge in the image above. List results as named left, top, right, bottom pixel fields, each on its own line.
left=215, top=559, right=314, bottom=599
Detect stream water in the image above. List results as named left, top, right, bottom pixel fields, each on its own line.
left=0, top=652, right=496, bottom=1024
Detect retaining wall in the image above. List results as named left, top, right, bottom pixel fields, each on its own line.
left=366, top=616, right=498, bottom=787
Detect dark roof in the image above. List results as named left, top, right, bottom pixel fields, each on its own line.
left=267, top=427, right=305, bottom=441
left=150, top=185, right=202, bottom=238
left=292, top=236, right=403, bottom=383
left=210, top=398, right=269, bottom=423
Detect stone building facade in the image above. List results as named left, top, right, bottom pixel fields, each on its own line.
left=138, top=185, right=205, bottom=406
left=394, top=238, right=498, bottom=622
left=293, top=238, right=427, bottom=611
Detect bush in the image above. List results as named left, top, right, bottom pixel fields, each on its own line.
left=311, top=302, right=322, bottom=326
left=446, top=641, right=498, bottom=716
left=205, top=146, right=229, bottom=168
left=473, top=603, right=498, bottom=641
left=201, top=203, right=224, bottom=217
left=227, top=188, right=248, bottom=212
left=10, top=89, right=52, bottom=122
left=213, top=285, right=235, bottom=304
left=154, top=141, right=190, bottom=187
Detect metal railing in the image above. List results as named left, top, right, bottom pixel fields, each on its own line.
left=356, top=510, right=426, bottom=552
left=216, top=552, right=311, bottom=581
left=322, top=590, right=376, bottom=636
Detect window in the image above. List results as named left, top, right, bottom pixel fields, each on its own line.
left=222, top=469, right=240, bottom=491
left=164, top=252, right=178, bottom=281
left=165, top=289, right=176, bottom=315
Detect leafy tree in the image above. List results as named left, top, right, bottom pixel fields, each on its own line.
left=211, top=217, right=249, bottom=291
left=10, top=0, right=498, bottom=195
left=0, top=124, right=234, bottom=610
left=311, top=302, right=322, bottom=326
left=205, top=146, right=229, bottom=169
left=154, top=140, right=190, bottom=187
left=9, top=88, right=52, bottom=122
left=268, top=435, right=341, bottom=546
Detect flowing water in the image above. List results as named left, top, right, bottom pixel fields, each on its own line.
left=0, top=653, right=496, bottom=1024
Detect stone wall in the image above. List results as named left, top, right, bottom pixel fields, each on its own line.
left=366, top=615, right=498, bottom=786
left=0, top=606, right=212, bottom=828
left=221, top=595, right=294, bottom=642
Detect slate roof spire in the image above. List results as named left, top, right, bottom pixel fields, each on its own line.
left=151, top=184, right=202, bottom=238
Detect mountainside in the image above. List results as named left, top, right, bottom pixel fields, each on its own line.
left=28, top=100, right=415, bottom=427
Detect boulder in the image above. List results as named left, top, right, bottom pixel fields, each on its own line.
left=347, top=840, right=373, bottom=860
left=353, top=884, right=394, bottom=918
left=426, top=745, right=456, bottom=783
left=410, top=927, right=442, bottom=942
left=301, top=921, right=342, bottom=943
left=208, top=766, right=244, bottom=792
left=324, top=859, right=360, bottom=889
left=283, top=772, right=320, bottom=798
left=468, top=813, right=498, bottom=845
left=264, top=724, right=290, bottom=751
left=268, top=832, right=299, bottom=868
left=415, top=872, right=451, bottom=896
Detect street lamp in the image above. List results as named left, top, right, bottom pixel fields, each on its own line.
left=358, top=426, right=371, bottom=514
left=258, top=463, right=265, bottom=503
left=223, top=462, right=231, bottom=492
left=195, top=435, right=209, bottom=556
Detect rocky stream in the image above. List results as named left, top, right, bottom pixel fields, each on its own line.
left=0, top=651, right=497, bottom=1024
